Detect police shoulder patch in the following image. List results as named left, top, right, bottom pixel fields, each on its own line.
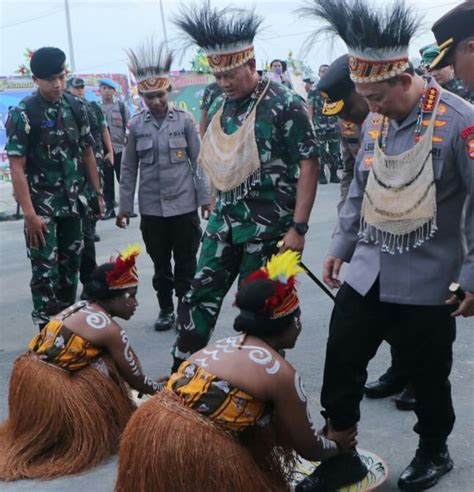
left=460, top=125, right=474, bottom=140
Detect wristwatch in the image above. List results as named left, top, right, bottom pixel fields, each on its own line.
left=290, top=221, right=309, bottom=236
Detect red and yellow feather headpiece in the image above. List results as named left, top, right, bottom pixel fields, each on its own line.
left=106, top=245, right=141, bottom=290
left=244, top=250, right=305, bottom=319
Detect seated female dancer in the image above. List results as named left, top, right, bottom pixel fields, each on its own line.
left=117, top=251, right=357, bottom=492
left=0, top=245, right=161, bottom=481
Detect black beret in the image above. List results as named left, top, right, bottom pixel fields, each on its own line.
left=316, top=55, right=354, bottom=116
left=30, top=47, right=66, bottom=79
left=431, top=2, right=474, bottom=70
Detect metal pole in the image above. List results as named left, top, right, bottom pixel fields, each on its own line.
left=159, top=0, right=168, bottom=50
left=64, top=0, right=76, bottom=72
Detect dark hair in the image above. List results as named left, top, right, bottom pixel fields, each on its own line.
left=270, top=59, right=287, bottom=72
left=233, top=279, right=298, bottom=338
left=386, top=63, right=415, bottom=86
left=84, top=263, right=128, bottom=301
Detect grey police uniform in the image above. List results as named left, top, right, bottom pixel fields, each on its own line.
left=100, top=100, right=130, bottom=213
left=119, top=106, right=210, bottom=313
left=321, top=78, right=474, bottom=448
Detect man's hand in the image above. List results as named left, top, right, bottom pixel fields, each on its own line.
left=25, top=213, right=47, bottom=248
left=323, top=255, right=344, bottom=289
left=201, top=204, right=211, bottom=220
left=326, top=420, right=358, bottom=454
left=104, top=152, right=114, bottom=166
left=116, top=211, right=130, bottom=229
left=446, top=291, right=474, bottom=317
left=279, top=228, right=305, bottom=253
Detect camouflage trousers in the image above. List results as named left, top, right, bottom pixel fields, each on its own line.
left=26, top=215, right=83, bottom=326
left=172, top=234, right=280, bottom=360
left=316, top=133, right=342, bottom=174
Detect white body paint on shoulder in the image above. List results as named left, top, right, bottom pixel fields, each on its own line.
left=195, top=335, right=281, bottom=375
left=80, top=306, right=111, bottom=329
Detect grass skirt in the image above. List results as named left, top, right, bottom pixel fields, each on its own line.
left=0, top=353, right=136, bottom=481
left=116, top=390, right=294, bottom=492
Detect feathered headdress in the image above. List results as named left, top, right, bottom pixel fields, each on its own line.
left=106, top=244, right=141, bottom=290
left=299, top=0, right=420, bottom=83
left=243, top=250, right=305, bottom=319
left=173, top=3, right=263, bottom=74
left=125, top=39, right=173, bottom=93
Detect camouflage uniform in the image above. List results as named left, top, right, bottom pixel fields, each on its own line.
left=80, top=99, right=108, bottom=285
left=173, top=79, right=318, bottom=361
left=6, top=92, right=93, bottom=325
left=200, top=82, right=223, bottom=111
left=443, top=78, right=469, bottom=100
left=307, top=88, right=342, bottom=183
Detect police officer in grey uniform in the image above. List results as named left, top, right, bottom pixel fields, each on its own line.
left=318, top=57, right=418, bottom=412
left=301, top=1, right=474, bottom=490
left=117, top=42, right=210, bottom=331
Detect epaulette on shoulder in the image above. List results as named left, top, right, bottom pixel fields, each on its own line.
left=130, top=109, right=144, bottom=120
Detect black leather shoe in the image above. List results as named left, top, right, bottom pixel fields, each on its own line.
left=395, top=383, right=416, bottom=411
left=295, top=452, right=368, bottom=491
left=319, top=175, right=328, bottom=185
left=93, top=234, right=101, bottom=242
left=154, top=310, right=176, bottom=331
left=129, top=212, right=138, bottom=218
left=364, top=370, right=406, bottom=399
left=398, top=449, right=453, bottom=490
left=102, top=209, right=116, bottom=220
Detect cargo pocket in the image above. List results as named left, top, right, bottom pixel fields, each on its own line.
left=169, top=137, right=188, bottom=164
left=136, top=138, right=154, bottom=165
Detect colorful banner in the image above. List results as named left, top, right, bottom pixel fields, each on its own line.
left=0, top=71, right=215, bottom=183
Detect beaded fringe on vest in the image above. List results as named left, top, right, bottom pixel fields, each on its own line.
left=359, top=93, right=442, bottom=254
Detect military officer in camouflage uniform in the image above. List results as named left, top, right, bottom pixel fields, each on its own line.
left=118, top=42, right=210, bottom=332
left=199, top=81, right=223, bottom=138
left=307, top=64, right=341, bottom=185
left=420, top=44, right=470, bottom=101
left=171, top=5, right=319, bottom=370
left=6, top=47, right=103, bottom=329
left=66, top=76, right=114, bottom=287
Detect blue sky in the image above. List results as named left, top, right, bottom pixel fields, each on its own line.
left=0, top=0, right=461, bottom=76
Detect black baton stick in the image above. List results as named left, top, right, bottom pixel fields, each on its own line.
left=276, top=240, right=339, bottom=305
left=300, top=261, right=338, bottom=303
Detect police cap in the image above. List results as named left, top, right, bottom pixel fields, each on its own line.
left=30, top=47, right=66, bottom=79
left=430, top=2, right=474, bottom=70
left=316, top=55, right=354, bottom=116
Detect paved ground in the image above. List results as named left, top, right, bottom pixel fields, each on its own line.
left=0, top=183, right=472, bottom=491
